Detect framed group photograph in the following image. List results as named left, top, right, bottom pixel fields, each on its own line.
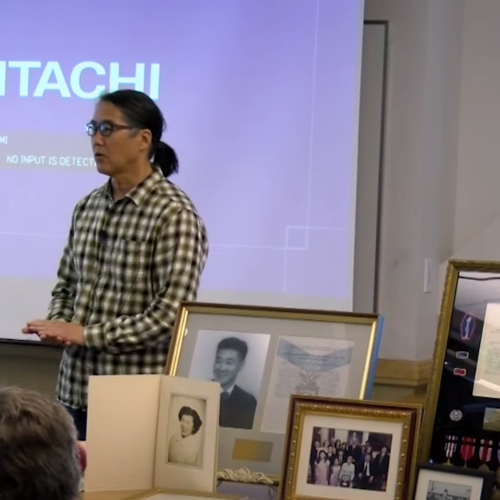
left=279, top=395, right=422, bottom=500
left=420, top=260, right=500, bottom=476
left=166, top=302, right=384, bottom=483
left=412, top=463, right=495, bottom=500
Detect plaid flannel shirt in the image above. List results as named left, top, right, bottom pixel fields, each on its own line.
left=48, top=168, right=208, bottom=409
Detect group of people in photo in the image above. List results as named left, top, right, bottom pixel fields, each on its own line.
left=308, top=430, right=391, bottom=491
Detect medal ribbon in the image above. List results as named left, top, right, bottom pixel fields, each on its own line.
left=460, top=437, right=476, bottom=462
left=444, top=435, right=458, bottom=458
left=479, top=439, right=493, bottom=463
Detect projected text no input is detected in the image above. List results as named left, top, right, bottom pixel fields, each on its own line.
left=4, top=153, right=95, bottom=168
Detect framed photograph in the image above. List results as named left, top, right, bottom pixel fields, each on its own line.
left=420, top=260, right=500, bottom=474
left=280, top=395, right=422, bottom=500
left=166, top=302, right=383, bottom=483
left=119, top=489, right=247, bottom=500
left=84, top=375, right=219, bottom=493
left=165, top=395, right=207, bottom=468
left=412, top=463, right=495, bottom=500
left=155, top=377, right=219, bottom=492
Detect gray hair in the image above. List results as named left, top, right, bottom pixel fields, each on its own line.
left=0, top=386, right=81, bottom=500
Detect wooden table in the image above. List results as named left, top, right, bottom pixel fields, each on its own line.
left=80, top=490, right=149, bottom=500
left=79, top=480, right=278, bottom=500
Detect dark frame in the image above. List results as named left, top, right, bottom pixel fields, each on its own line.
left=412, top=463, right=495, bottom=500
left=354, top=20, right=389, bottom=314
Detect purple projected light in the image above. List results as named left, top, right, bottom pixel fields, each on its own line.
left=0, top=0, right=364, bottom=308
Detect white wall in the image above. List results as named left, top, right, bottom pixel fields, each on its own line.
left=371, top=0, right=500, bottom=358
left=365, top=0, right=464, bottom=360
left=438, top=1, right=500, bottom=306
left=454, top=1, right=500, bottom=251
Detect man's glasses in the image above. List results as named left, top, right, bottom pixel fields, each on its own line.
left=86, top=120, right=134, bottom=137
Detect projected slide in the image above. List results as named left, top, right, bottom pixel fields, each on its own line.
left=0, top=0, right=364, bottom=342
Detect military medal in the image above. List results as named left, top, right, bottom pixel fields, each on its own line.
left=444, top=435, right=458, bottom=465
left=479, top=439, right=493, bottom=464
left=460, top=437, right=476, bottom=467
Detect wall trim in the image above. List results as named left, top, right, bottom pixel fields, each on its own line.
left=0, top=342, right=62, bottom=360
left=0, top=348, right=433, bottom=390
left=375, top=358, right=432, bottom=388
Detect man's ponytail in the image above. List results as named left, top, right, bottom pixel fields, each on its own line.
left=154, top=141, right=179, bottom=178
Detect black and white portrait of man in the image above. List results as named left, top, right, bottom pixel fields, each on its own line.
left=215, top=337, right=257, bottom=429
left=189, top=331, right=270, bottom=430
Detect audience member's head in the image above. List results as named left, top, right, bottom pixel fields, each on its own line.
left=0, top=386, right=86, bottom=500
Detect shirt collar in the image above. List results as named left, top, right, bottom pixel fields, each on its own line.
left=221, top=384, right=235, bottom=396
left=100, top=167, right=164, bottom=206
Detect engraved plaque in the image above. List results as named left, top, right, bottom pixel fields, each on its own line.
left=232, top=439, right=273, bottom=462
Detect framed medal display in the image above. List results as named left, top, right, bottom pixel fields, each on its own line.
left=420, top=259, right=500, bottom=477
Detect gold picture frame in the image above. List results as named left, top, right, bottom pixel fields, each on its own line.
left=420, top=259, right=500, bottom=469
left=279, top=396, right=422, bottom=500
left=166, top=302, right=384, bottom=485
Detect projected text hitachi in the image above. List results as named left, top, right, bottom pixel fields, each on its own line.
left=0, top=61, right=160, bottom=99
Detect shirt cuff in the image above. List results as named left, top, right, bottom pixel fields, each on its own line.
left=84, top=324, right=106, bottom=349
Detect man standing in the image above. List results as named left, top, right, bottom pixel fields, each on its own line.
left=23, top=90, right=209, bottom=440
left=309, top=440, right=320, bottom=483
left=214, top=337, right=257, bottom=429
left=357, top=453, right=375, bottom=490
left=373, top=446, right=390, bottom=490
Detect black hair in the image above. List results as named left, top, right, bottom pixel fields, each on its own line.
left=316, top=450, right=327, bottom=463
left=216, top=337, right=248, bottom=361
left=99, top=89, right=179, bottom=178
left=178, top=406, right=203, bottom=435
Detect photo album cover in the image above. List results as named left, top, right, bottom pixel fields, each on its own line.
left=83, top=374, right=220, bottom=493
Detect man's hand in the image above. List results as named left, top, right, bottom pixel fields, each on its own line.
left=22, top=320, right=85, bottom=346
